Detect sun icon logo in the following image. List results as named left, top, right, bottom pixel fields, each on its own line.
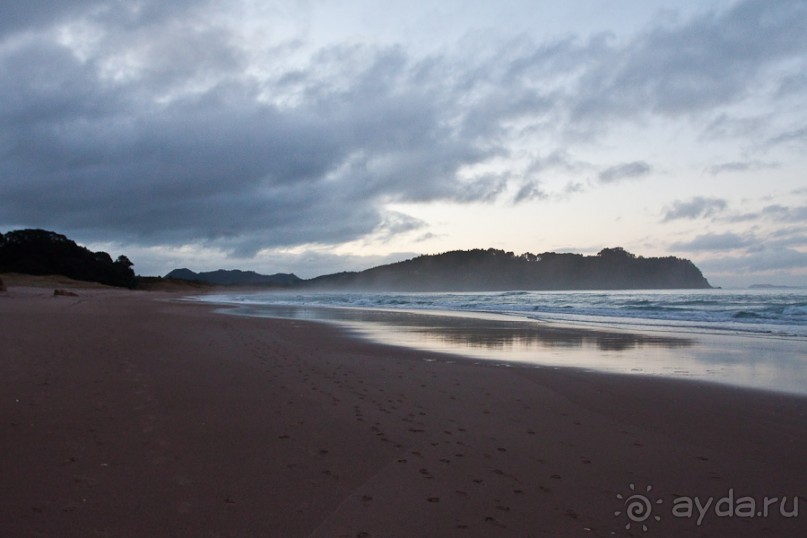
left=614, top=483, right=663, bottom=532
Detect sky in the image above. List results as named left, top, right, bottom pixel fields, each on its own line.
left=1, top=0, right=806, bottom=287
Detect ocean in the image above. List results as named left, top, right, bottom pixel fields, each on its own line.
left=197, top=288, right=807, bottom=338
left=194, top=289, right=807, bottom=395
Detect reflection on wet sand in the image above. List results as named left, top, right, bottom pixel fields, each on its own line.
left=407, top=325, right=692, bottom=352
left=226, top=304, right=693, bottom=352
left=219, top=303, right=807, bottom=395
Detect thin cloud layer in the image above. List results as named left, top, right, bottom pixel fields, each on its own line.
left=662, top=197, right=728, bottom=222
left=671, top=232, right=756, bottom=252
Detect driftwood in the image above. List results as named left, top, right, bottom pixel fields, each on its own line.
left=53, top=289, right=79, bottom=297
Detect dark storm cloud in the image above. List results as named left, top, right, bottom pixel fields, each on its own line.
left=1, top=0, right=806, bottom=255
left=0, top=22, right=499, bottom=251
left=662, top=197, right=728, bottom=222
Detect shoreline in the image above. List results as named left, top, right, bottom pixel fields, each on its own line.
left=205, top=299, right=807, bottom=397
left=193, top=287, right=807, bottom=339
left=1, top=287, right=805, bottom=536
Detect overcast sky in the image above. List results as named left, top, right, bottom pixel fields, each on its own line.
left=2, top=0, right=806, bottom=286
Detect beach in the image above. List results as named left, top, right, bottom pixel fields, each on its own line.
left=1, top=285, right=805, bottom=537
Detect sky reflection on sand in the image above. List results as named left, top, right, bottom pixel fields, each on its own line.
left=220, top=304, right=807, bottom=396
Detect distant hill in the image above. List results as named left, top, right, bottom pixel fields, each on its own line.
left=302, top=247, right=712, bottom=291
left=0, top=229, right=136, bottom=288
left=2, top=228, right=711, bottom=292
left=164, top=268, right=302, bottom=287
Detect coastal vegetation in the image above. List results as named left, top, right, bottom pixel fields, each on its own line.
left=164, top=268, right=302, bottom=287
left=0, top=229, right=136, bottom=289
left=1, top=229, right=711, bottom=291
left=303, top=247, right=712, bottom=291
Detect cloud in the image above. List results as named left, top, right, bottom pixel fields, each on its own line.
left=0, top=0, right=806, bottom=273
left=728, top=204, right=807, bottom=224
left=571, top=0, right=807, bottom=121
left=698, top=247, right=807, bottom=274
left=670, top=232, right=756, bottom=252
left=526, top=150, right=590, bottom=176
left=662, top=197, right=728, bottom=221
left=513, top=181, right=547, bottom=203
left=768, top=126, right=807, bottom=147
left=761, top=205, right=807, bottom=222
left=0, top=28, right=504, bottom=251
left=676, top=229, right=807, bottom=285
left=706, top=160, right=779, bottom=175
left=598, top=161, right=652, bottom=184
left=0, top=0, right=101, bottom=37
left=700, top=113, right=768, bottom=140
left=108, top=241, right=419, bottom=279
left=372, top=211, right=427, bottom=241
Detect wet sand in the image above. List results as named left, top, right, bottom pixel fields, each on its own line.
left=1, top=286, right=805, bottom=536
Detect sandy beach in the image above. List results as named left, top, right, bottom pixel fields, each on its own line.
left=1, top=285, right=805, bottom=537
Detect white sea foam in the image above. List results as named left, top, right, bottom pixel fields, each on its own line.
left=196, top=289, right=807, bottom=338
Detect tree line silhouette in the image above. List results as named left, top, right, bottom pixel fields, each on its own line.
left=0, top=229, right=136, bottom=288
left=304, top=247, right=712, bottom=290
left=1, top=229, right=712, bottom=291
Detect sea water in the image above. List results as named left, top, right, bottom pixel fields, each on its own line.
left=198, top=288, right=807, bottom=337
left=194, top=289, right=807, bottom=395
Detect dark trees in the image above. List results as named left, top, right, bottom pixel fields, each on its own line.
left=0, top=229, right=137, bottom=288
left=305, top=247, right=712, bottom=291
